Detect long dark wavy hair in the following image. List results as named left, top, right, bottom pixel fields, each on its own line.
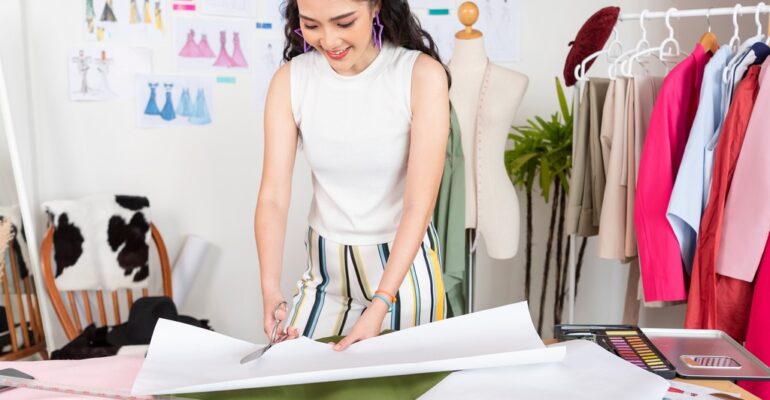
left=281, top=0, right=451, bottom=87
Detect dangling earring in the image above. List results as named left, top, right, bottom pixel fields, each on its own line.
left=293, top=28, right=311, bottom=53
left=372, top=12, right=384, bottom=49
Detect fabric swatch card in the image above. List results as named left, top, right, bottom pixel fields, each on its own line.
left=69, top=44, right=152, bottom=101
left=84, top=0, right=166, bottom=43
left=135, top=75, right=213, bottom=128
left=174, top=16, right=253, bottom=72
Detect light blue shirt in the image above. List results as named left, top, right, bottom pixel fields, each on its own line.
left=666, top=46, right=731, bottom=273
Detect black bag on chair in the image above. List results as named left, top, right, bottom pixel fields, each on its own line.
left=51, top=296, right=211, bottom=360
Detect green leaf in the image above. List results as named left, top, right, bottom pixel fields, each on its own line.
left=555, top=77, right=572, bottom=125
left=539, top=158, right=552, bottom=202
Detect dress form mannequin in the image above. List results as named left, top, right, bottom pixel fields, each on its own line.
left=448, top=2, right=528, bottom=261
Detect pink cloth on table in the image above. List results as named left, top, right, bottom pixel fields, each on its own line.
left=0, top=355, right=144, bottom=399
left=739, top=237, right=770, bottom=398
left=635, top=44, right=711, bottom=302
left=717, top=59, right=770, bottom=283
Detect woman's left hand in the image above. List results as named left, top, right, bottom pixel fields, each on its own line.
left=333, top=299, right=389, bottom=351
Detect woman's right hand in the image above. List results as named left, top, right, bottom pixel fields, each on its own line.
left=263, top=289, right=300, bottom=343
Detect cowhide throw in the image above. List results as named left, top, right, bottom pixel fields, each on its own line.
left=0, top=205, right=31, bottom=281
left=43, top=195, right=152, bottom=291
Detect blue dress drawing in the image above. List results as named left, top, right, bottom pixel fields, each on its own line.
left=144, top=83, right=160, bottom=116
left=160, top=83, right=176, bottom=121
left=176, top=88, right=193, bottom=117
left=189, top=88, right=211, bottom=125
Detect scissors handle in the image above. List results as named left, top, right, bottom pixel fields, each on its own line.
left=270, top=301, right=288, bottom=343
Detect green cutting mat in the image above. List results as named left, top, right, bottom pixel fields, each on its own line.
left=179, top=335, right=451, bottom=400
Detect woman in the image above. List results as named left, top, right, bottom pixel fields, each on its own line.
left=255, top=0, right=450, bottom=351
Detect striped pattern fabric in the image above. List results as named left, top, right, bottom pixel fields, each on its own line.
left=287, top=223, right=447, bottom=339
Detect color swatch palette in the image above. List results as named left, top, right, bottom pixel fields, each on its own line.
left=555, top=324, right=677, bottom=379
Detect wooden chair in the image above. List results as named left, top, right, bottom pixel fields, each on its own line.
left=40, top=224, right=173, bottom=341
left=0, top=220, right=47, bottom=360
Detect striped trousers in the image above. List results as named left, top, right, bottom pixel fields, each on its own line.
left=287, top=224, right=447, bottom=339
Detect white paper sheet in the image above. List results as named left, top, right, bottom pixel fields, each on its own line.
left=69, top=44, right=152, bottom=101
left=409, top=0, right=455, bottom=10
left=255, top=0, right=284, bottom=27
left=132, top=302, right=565, bottom=395
left=474, top=0, right=521, bottom=62
left=416, top=10, right=460, bottom=64
left=198, top=0, right=257, bottom=18
left=254, top=32, right=284, bottom=108
left=420, top=340, right=670, bottom=400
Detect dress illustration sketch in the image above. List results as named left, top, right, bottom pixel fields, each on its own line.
left=72, top=50, right=91, bottom=94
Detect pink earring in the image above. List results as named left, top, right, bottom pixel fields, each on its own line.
left=293, top=28, right=310, bottom=53
left=372, top=12, right=384, bottom=49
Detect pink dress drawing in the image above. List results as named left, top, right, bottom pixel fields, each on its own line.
left=179, top=29, right=201, bottom=58
left=213, top=30, right=232, bottom=67
left=229, top=32, right=248, bottom=68
left=197, top=34, right=215, bottom=58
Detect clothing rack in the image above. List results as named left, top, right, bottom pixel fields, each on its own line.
left=619, top=5, right=770, bottom=22
left=565, top=2, right=770, bottom=325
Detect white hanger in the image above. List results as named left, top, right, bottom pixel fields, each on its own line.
left=728, top=4, right=742, bottom=53
left=621, top=8, right=684, bottom=77
left=574, top=27, right=622, bottom=83
left=706, top=7, right=712, bottom=33
left=609, top=9, right=650, bottom=79
left=723, top=4, right=747, bottom=84
left=755, top=2, right=765, bottom=38
left=658, top=8, right=683, bottom=62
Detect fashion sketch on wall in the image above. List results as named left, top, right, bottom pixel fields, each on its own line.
left=68, top=45, right=152, bottom=101
left=135, top=75, right=213, bottom=128
left=85, top=0, right=165, bottom=43
left=174, top=16, right=253, bottom=72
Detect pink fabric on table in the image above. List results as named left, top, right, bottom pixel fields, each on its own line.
left=0, top=355, right=144, bottom=399
left=717, top=59, right=770, bottom=283
left=635, top=44, right=711, bottom=302
left=739, top=238, right=770, bottom=398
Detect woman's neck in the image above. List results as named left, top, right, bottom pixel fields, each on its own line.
left=449, top=37, right=487, bottom=71
left=333, top=44, right=381, bottom=76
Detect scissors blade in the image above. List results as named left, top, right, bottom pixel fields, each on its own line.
left=240, top=344, right=271, bottom=364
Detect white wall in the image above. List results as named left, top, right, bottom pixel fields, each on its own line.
left=3, top=0, right=756, bottom=349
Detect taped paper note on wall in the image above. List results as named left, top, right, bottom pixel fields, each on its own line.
left=132, top=302, right=565, bottom=395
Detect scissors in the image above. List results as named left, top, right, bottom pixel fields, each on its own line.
left=240, top=301, right=288, bottom=364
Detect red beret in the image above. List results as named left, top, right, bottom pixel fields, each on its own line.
left=563, top=6, right=621, bottom=87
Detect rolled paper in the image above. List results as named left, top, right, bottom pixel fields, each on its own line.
left=171, top=235, right=209, bottom=307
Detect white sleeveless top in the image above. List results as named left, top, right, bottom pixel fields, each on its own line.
left=290, top=43, right=421, bottom=245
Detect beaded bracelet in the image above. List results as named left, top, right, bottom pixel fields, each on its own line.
left=373, top=289, right=397, bottom=312
left=372, top=293, right=394, bottom=312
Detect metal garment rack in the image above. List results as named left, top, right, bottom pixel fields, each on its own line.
left=566, top=3, right=770, bottom=324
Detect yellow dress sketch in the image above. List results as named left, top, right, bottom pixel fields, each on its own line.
left=130, top=0, right=140, bottom=24
left=143, top=0, right=152, bottom=24
left=86, top=0, right=95, bottom=33
left=96, top=26, right=105, bottom=41
left=154, top=2, right=163, bottom=31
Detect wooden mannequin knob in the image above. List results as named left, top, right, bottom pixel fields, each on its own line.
left=456, top=1, right=482, bottom=39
